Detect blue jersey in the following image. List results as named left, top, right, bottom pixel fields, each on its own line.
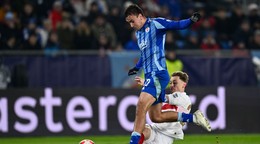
left=135, top=17, right=192, bottom=74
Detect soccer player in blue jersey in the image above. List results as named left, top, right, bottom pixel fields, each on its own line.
left=125, top=4, right=211, bottom=144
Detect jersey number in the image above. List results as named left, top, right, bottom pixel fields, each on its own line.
left=142, top=79, right=151, bottom=90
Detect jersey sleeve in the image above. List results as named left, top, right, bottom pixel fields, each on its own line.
left=167, top=92, right=191, bottom=111
left=135, top=56, right=143, bottom=69
left=153, top=17, right=192, bottom=31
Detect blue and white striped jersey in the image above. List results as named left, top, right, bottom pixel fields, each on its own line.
left=135, top=17, right=192, bottom=74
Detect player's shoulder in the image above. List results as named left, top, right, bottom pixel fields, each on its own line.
left=152, top=17, right=171, bottom=23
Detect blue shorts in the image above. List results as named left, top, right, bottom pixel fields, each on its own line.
left=142, top=70, right=170, bottom=105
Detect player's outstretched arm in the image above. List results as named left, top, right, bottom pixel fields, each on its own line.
left=155, top=12, right=201, bottom=30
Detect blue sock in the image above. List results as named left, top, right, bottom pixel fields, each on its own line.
left=129, top=131, right=141, bottom=144
left=178, top=112, right=193, bottom=123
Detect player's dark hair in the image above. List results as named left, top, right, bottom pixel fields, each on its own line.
left=171, top=71, right=189, bottom=83
left=124, top=4, right=144, bottom=17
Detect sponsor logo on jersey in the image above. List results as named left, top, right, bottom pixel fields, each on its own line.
left=139, top=40, right=147, bottom=50
left=145, top=27, right=150, bottom=33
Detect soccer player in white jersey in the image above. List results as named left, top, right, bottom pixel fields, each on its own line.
left=125, top=4, right=210, bottom=144
left=135, top=71, right=191, bottom=144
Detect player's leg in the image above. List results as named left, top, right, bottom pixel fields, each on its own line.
left=130, top=92, right=155, bottom=144
left=130, top=70, right=169, bottom=144
left=192, top=110, right=211, bottom=131
left=148, top=70, right=179, bottom=122
left=166, top=94, right=211, bottom=131
left=149, top=104, right=211, bottom=131
left=150, top=71, right=211, bottom=131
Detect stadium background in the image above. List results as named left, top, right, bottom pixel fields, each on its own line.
left=0, top=0, right=260, bottom=143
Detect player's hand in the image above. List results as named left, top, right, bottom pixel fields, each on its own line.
left=128, top=67, right=139, bottom=76
left=190, top=12, right=201, bottom=23
left=135, top=76, right=144, bottom=86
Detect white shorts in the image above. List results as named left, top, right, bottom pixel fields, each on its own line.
left=143, top=125, right=174, bottom=144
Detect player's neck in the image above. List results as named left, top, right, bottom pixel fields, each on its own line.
left=141, top=16, right=147, bottom=27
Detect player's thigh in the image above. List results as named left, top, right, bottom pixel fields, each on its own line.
left=138, top=92, right=156, bottom=110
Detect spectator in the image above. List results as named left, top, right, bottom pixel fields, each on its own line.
left=86, top=0, right=108, bottom=15
left=229, top=5, right=246, bottom=35
left=86, top=1, right=101, bottom=24
left=107, top=5, right=124, bottom=43
left=233, top=20, right=252, bottom=49
left=37, top=19, right=53, bottom=48
left=96, top=33, right=112, bottom=51
left=96, top=33, right=112, bottom=57
left=124, top=31, right=139, bottom=51
left=22, top=32, right=42, bottom=50
left=20, top=2, right=37, bottom=28
left=249, top=29, right=260, bottom=50
left=200, top=31, right=220, bottom=50
left=159, top=5, right=171, bottom=19
left=194, top=8, right=216, bottom=42
left=74, top=19, right=94, bottom=50
left=1, top=36, right=19, bottom=50
left=0, top=1, right=12, bottom=23
left=56, top=12, right=75, bottom=49
left=158, top=0, right=182, bottom=19
left=0, top=1, right=258, bottom=53
left=184, top=31, right=200, bottom=49
left=165, top=50, right=183, bottom=78
left=165, top=31, right=179, bottom=50
left=214, top=7, right=232, bottom=49
left=34, top=0, right=54, bottom=19
left=45, top=31, right=61, bottom=56
left=247, top=3, right=260, bottom=30
left=22, top=18, right=39, bottom=41
left=141, top=0, right=161, bottom=17
left=0, top=11, right=22, bottom=49
left=49, top=1, right=63, bottom=31
left=69, top=0, right=88, bottom=19
left=91, top=13, right=117, bottom=49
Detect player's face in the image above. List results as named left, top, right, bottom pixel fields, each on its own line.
left=169, top=76, right=186, bottom=93
left=126, top=14, right=143, bottom=30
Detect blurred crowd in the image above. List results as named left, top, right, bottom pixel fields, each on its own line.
left=0, top=0, right=260, bottom=54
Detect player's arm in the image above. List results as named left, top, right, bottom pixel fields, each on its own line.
left=128, top=57, right=143, bottom=76
left=135, top=57, right=143, bottom=69
left=154, top=12, right=201, bottom=30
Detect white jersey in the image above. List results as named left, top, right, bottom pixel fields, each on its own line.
left=146, top=92, right=191, bottom=143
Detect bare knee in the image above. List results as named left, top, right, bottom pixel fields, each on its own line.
left=136, top=93, right=155, bottom=114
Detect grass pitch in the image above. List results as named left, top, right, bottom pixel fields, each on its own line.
left=0, top=134, right=260, bottom=144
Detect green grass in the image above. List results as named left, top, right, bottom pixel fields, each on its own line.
left=0, top=134, right=260, bottom=144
